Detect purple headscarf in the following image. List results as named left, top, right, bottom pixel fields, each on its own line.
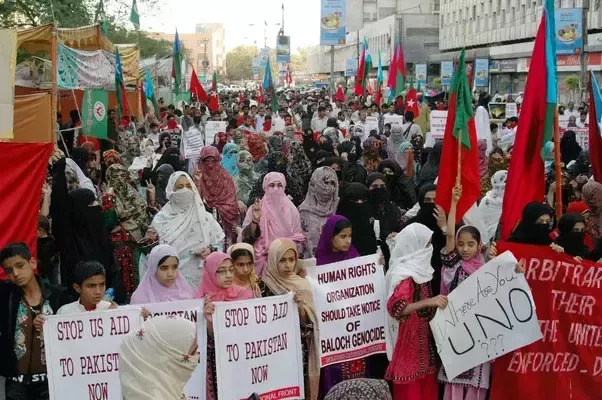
left=130, top=244, right=195, bottom=304
left=315, top=215, right=360, bottom=266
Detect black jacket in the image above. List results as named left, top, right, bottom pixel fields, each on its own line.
left=0, top=276, right=71, bottom=378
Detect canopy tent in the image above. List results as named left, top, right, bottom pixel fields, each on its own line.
left=17, top=24, right=114, bottom=54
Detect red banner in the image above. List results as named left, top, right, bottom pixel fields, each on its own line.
left=490, top=243, right=602, bottom=400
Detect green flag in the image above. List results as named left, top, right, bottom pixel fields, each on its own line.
left=450, top=49, right=473, bottom=149
left=172, top=30, right=182, bottom=94
left=129, top=0, right=140, bottom=29
left=81, top=89, right=108, bottom=139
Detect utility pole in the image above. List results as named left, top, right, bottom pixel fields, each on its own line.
left=330, top=45, right=335, bottom=98
left=581, top=0, right=589, bottom=102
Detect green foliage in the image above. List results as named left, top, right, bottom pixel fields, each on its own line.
left=564, top=75, right=580, bottom=92
left=226, top=45, right=256, bottom=81
left=0, top=0, right=94, bottom=28
left=433, top=77, right=442, bottom=92
left=105, top=24, right=172, bottom=59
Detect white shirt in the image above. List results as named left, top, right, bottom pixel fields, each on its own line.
left=255, top=115, right=266, bottom=129
left=400, top=122, right=422, bottom=141
left=311, top=116, right=328, bottom=133
left=146, top=132, right=160, bottom=148
left=272, top=116, right=286, bottom=132
left=566, top=109, right=580, bottom=118
left=57, top=299, right=113, bottom=315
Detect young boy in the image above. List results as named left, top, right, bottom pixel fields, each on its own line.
left=0, top=242, right=67, bottom=400
left=57, top=261, right=114, bottom=315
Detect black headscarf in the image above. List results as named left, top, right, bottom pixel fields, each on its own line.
left=155, top=147, right=183, bottom=172
left=377, top=159, right=417, bottom=210
left=336, top=183, right=377, bottom=256
left=302, top=129, right=320, bottom=160
left=555, top=213, right=588, bottom=257
left=560, top=130, right=583, bottom=165
left=70, top=147, right=90, bottom=175
left=508, top=202, right=553, bottom=245
left=247, top=151, right=303, bottom=206
left=339, top=140, right=367, bottom=186
left=415, top=140, right=443, bottom=192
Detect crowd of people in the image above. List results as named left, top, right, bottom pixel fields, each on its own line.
left=0, top=85, right=601, bottom=400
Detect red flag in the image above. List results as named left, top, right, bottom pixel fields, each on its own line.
left=208, top=70, right=220, bottom=112
left=0, top=142, right=53, bottom=278
left=190, top=68, right=208, bottom=103
left=499, top=6, right=555, bottom=240
left=140, top=81, right=147, bottom=116
left=238, top=91, right=245, bottom=103
left=435, top=49, right=481, bottom=222
left=405, top=87, right=420, bottom=118
left=354, top=43, right=366, bottom=95
left=335, top=86, right=346, bottom=102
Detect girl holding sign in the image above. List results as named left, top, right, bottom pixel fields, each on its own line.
left=227, top=243, right=262, bottom=298
left=384, top=223, right=447, bottom=400
left=315, top=215, right=387, bottom=399
left=439, top=185, right=489, bottom=400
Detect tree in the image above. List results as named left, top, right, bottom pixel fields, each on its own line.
left=226, top=45, right=256, bottom=81
left=105, top=24, right=173, bottom=59
left=0, top=0, right=94, bottom=28
left=290, top=47, right=308, bottom=75
left=564, top=75, right=580, bottom=102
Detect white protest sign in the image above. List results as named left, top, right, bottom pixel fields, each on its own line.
left=204, top=121, right=227, bottom=147
left=139, top=299, right=207, bottom=400
left=213, top=293, right=304, bottom=400
left=383, top=115, right=404, bottom=129
left=44, top=307, right=142, bottom=400
left=306, top=254, right=386, bottom=367
left=505, top=103, right=518, bottom=118
left=183, top=128, right=205, bottom=159
left=430, top=251, right=543, bottom=381
left=365, top=116, right=379, bottom=134
left=430, top=110, right=448, bottom=139
left=558, top=114, right=570, bottom=129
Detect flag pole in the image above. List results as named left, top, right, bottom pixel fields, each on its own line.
left=456, top=131, right=462, bottom=186
left=553, top=107, right=563, bottom=219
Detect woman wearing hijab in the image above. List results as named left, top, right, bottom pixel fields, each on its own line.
left=363, top=137, right=384, bottom=172
left=198, top=252, right=254, bottom=400
left=247, top=151, right=304, bottom=206
left=582, top=180, right=602, bottom=241
left=477, top=140, right=489, bottom=179
left=415, top=141, right=442, bottom=193
left=385, top=223, right=441, bottom=400
left=102, top=164, right=149, bottom=300
left=288, top=141, right=314, bottom=196
left=255, top=135, right=284, bottom=174
left=220, top=142, right=240, bottom=177
left=259, top=238, right=320, bottom=400
left=378, top=159, right=417, bottom=210
left=367, top=173, right=405, bottom=268
left=338, top=140, right=368, bottom=187
left=103, top=149, right=124, bottom=168
left=155, top=164, right=175, bottom=208
left=130, top=244, right=195, bottom=304
left=120, top=315, right=198, bottom=400
left=151, top=172, right=225, bottom=289
left=122, top=135, right=141, bottom=167
left=336, top=183, right=378, bottom=256
left=227, top=243, right=262, bottom=298
left=507, top=202, right=555, bottom=245
left=554, top=213, right=602, bottom=260
left=395, top=142, right=416, bottom=180
left=299, top=167, right=339, bottom=258
left=560, top=130, right=583, bottom=165
left=196, top=146, right=240, bottom=247
left=478, top=170, right=508, bottom=240
left=302, top=128, right=320, bottom=161
left=245, top=130, right=267, bottom=162
left=129, top=139, right=157, bottom=182
left=387, top=126, right=404, bottom=160
left=480, top=148, right=508, bottom=196
left=240, top=172, right=305, bottom=276
left=324, top=379, right=392, bottom=400
left=233, top=150, right=258, bottom=206
left=212, top=132, right=227, bottom=153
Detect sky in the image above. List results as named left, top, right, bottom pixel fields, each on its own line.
left=140, top=0, right=321, bottom=53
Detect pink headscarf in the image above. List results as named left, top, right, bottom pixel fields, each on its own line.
left=195, top=252, right=254, bottom=301
left=130, top=244, right=195, bottom=304
left=241, top=172, right=305, bottom=277
left=440, top=225, right=485, bottom=295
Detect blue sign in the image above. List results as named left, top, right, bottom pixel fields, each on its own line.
left=252, top=57, right=261, bottom=75
left=320, top=0, right=346, bottom=46
left=555, top=8, right=583, bottom=55
left=345, top=58, right=357, bottom=77
left=441, top=61, right=453, bottom=86
left=474, top=58, right=489, bottom=87
left=276, top=35, right=290, bottom=63
left=259, top=48, right=270, bottom=68
left=415, top=63, right=427, bottom=85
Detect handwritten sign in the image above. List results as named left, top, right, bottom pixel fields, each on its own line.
left=365, top=116, right=379, bottom=134
left=490, top=243, right=602, bottom=400
left=138, top=300, right=207, bottom=400
left=430, top=251, right=542, bottom=381
left=430, top=110, right=448, bottom=139
left=213, top=293, right=304, bottom=400
left=44, top=308, right=142, bottom=400
left=505, top=103, right=518, bottom=118
left=204, top=121, right=227, bottom=147
left=382, top=115, right=404, bottom=129
left=182, top=128, right=204, bottom=159
left=306, top=254, right=387, bottom=367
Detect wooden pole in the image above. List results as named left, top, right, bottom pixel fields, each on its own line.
left=51, top=25, right=58, bottom=144
left=456, top=131, right=462, bottom=186
left=553, top=108, right=563, bottom=219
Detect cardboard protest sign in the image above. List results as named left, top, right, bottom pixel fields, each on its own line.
left=213, top=293, right=304, bottom=400
left=306, top=254, right=387, bottom=367
left=182, top=128, right=204, bottom=159
left=204, top=121, right=227, bottom=147
left=365, top=116, right=379, bottom=134
left=505, top=103, right=518, bottom=118
left=430, top=251, right=542, bottom=381
left=429, top=110, right=448, bottom=139
left=138, top=299, right=207, bottom=400
left=382, top=114, right=404, bottom=129
left=44, top=307, right=142, bottom=400
left=490, top=243, right=602, bottom=400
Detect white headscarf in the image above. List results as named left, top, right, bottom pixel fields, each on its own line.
left=478, top=170, right=508, bottom=241
left=128, top=139, right=157, bottom=180
left=151, top=172, right=225, bottom=288
left=65, top=158, right=96, bottom=194
left=384, top=223, right=433, bottom=360
left=120, top=315, right=198, bottom=400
